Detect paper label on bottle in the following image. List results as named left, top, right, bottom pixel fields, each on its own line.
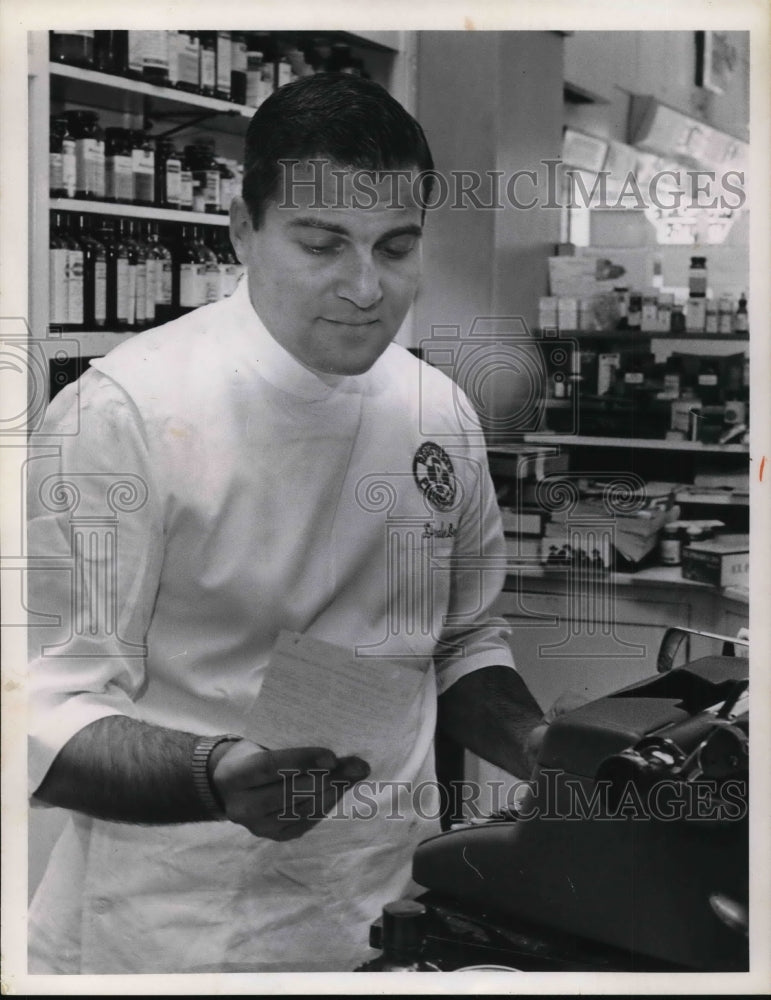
left=106, top=155, right=134, bottom=201
left=145, top=258, right=158, bottom=319
left=132, top=148, right=155, bottom=202
left=204, top=262, right=220, bottom=303
left=179, top=262, right=200, bottom=307
left=76, top=138, right=103, bottom=196
left=624, top=371, right=644, bottom=385
left=127, top=32, right=144, bottom=74
left=142, top=31, right=169, bottom=72
left=159, top=260, right=173, bottom=305
left=49, top=248, right=69, bottom=324
left=61, top=141, right=77, bottom=196
left=49, top=152, right=63, bottom=192
left=135, top=262, right=147, bottom=323
left=232, top=40, right=247, bottom=74
left=217, top=34, right=231, bottom=91
left=164, top=161, right=182, bottom=205
left=94, top=259, right=107, bottom=324
left=177, top=38, right=200, bottom=86
left=66, top=249, right=84, bottom=325
left=200, top=49, right=216, bottom=90
left=698, top=373, right=718, bottom=387
left=126, top=265, right=137, bottom=325
left=116, top=257, right=130, bottom=321
left=180, top=170, right=194, bottom=209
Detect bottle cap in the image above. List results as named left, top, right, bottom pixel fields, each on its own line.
left=381, top=900, right=426, bottom=961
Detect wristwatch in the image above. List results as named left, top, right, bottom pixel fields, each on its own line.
left=191, top=734, right=242, bottom=819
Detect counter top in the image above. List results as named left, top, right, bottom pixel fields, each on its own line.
left=503, top=561, right=749, bottom=603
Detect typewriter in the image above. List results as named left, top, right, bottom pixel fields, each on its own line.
left=366, top=636, right=749, bottom=972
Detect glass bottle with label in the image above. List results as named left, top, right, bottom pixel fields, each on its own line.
left=197, top=228, right=221, bottom=304
left=155, top=139, right=182, bottom=209
left=138, top=221, right=158, bottom=329
left=734, top=293, right=749, bottom=334
left=230, top=32, right=248, bottom=104
left=659, top=524, right=682, bottom=566
left=127, top=219, right=149, bottom=330
left=67, top=110, right=105, bottom=200
left=217, top=159, right=237, bottom=215
left=50, top=31, right=95, bottom=68
left=141, top=30, right=170, bottom=86
left=246, top=50, right=266, bottom=107
left=49, top=117, right=74, bottom=198
left=216, top=31, right=232, bottom=100
left=718, top=296, right=734, bottom=335
left=175, top=224, right=205, bottom=313
left=109, top=219, right=132, bottom=330
left=131, top=131, right=156, bottom=206
left=126, top=31, right=145, bottom=80
left=179, top=149, right=194, bottom=211
left=211, top=231, right=240, bottom=299
left=198, top=32, right=217, bottom=96
left=94, top=30, right=128, bottom=75
left=49, top=211, right=70, bottom=327
left=76, top=215, right=108, bottom=330
left=147, top=222, right=174, bottom=324
left=61, top=213, right=84, bottom=330
left=627, top=291, right=642, bottom=330
left=186, top=142, right=221, bottom=213
left=104, top=127, right=134, bottom=203
left=174, top=31, right=201, bottom=93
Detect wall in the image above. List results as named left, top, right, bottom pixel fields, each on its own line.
left=564, top=31, right=750, bottom=144
left=414, top=32, right=564, bottom=435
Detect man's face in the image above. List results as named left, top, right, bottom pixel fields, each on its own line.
left=230, top=162, right=424, bottom=376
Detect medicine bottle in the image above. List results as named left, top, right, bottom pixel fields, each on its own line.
left=688, top=257, right=708, bottom=298
left=186, top=142, right=221, bottom=213
left=104, top=127, right=134, bottom=203
left=67, top=110, right=105, bottom=200
left=49, top=211, right=70, bottom=327
left=216, top=31, right=232, bottom=101
left=146, top=222, right=174, bottom=324
left=355, top=901, right=440, bottom=972
left=50, top=116, right=76, bottom=198
left=734, top=293, right=749, bottom=334
left=131, top=131, right=156, bottom=206
left=659, top=524, right=682, bottom=566
left=198, top=32, right=217, bottom=96
left=76, top=215, right=107, bottom=330
left=140, top=30, right=170, bottom=86
left=94, top=30, right=128, bottom=75
left=50, top=31, right=95, bottom=69
left=175, top=31, right=201, bottom=93
left=230, top=32, right=248, bottom=104
left=155, top=140, right=182, bottom=209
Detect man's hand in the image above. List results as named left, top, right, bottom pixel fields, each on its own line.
left=526, top=689, right=590, bottom=765
left=211, top=742, right=370, bottom=841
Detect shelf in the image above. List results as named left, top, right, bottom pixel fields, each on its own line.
left=50, top=63, right=254, bottom=136
left=536, top=328, right=749, bottom=342
left=49, top=198, right=230, bottom=226
left=522, top=433, right=749, bottom=454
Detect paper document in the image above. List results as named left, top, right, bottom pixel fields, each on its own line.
left=244, top=631, right=427, bottom=767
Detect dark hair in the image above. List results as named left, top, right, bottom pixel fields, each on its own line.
left=242, top=73, right=435, bottom=226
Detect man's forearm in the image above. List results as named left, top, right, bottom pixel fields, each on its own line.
left=33, top=716, right=213, bottom=824
left=437, top=665, right=545, bottom=778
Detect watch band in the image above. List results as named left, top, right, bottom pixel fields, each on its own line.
left=192, top=734, right=241, bottom=819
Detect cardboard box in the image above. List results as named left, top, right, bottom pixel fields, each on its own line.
left=548, top=249, right=653, bottom=299
left=681, top=534, right=749, bottom=588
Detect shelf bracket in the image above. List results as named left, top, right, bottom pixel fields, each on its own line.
left=143, top=104, right=242, bottom=139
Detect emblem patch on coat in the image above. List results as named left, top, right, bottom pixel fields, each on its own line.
left=413, top=441, right=457, bottom=511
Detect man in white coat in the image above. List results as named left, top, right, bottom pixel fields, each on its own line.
left=28, top=73, right=548, bottom=973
